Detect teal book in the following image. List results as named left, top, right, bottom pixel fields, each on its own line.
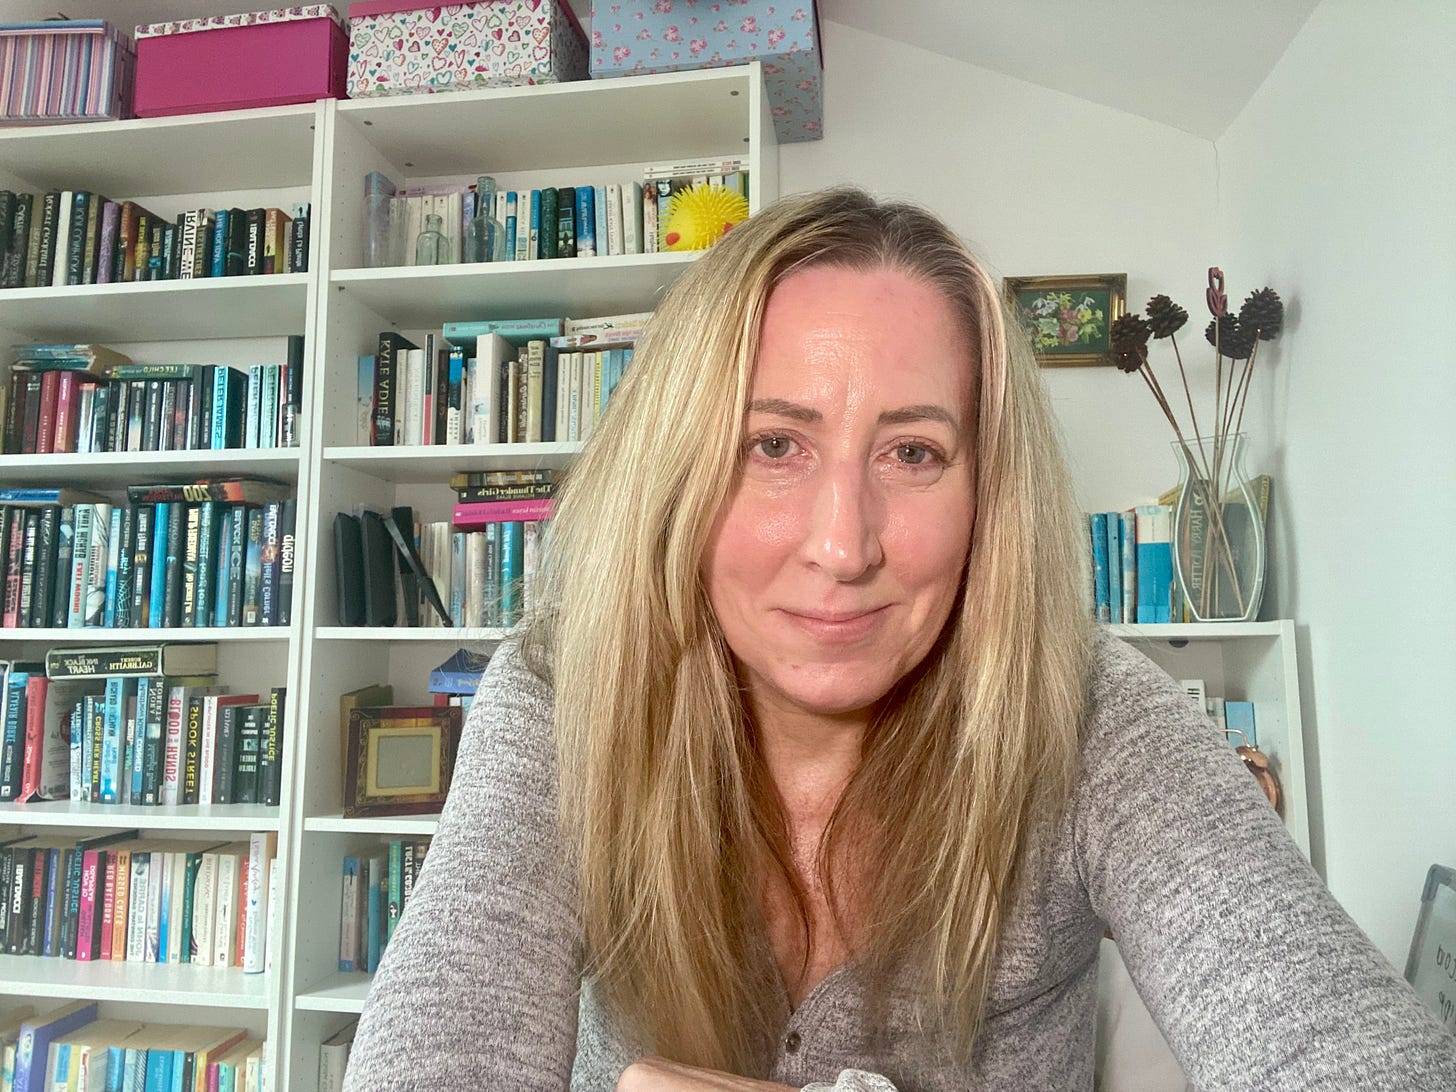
left=1089, top=513, right=1110, bottom=622
left=499, top=521, right=523, bottom=627
left=148, top=501, right=169, bottom=627
left=441, top=317, right=563, bottom=351
left=100, top=675, right=128, bottom=803
left=1105, top=513, right=1122, bottom=624
left=128, top=676, right=148, bottom=803
left=1119, top=511, right=1137, bottom=626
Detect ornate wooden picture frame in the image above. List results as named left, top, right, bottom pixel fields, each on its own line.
left=1003, top=273, right=1128, bottom=367
left=343, top=704, right=463, bottom=818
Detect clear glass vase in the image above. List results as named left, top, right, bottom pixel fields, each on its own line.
left=464, top=175, right=506, bottom=262
left=1171, top=433, right=1267, bottom=622
left=414, top=212, right=449, bottom=266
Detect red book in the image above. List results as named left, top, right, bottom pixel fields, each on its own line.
left=52, top=371, right=80, bottom=453
left=35, top=369, right=60, bottom=455
left=2, top=514, right=24, bottom=627
left=19, top=674, right=49, bottom=801
left=452, top=496, right=554, bottom=529
left=77, top=849, right=102, bottom=960
left=99, top=850, right=118, bottom=961
left=233, top=858, right=249, bottom=967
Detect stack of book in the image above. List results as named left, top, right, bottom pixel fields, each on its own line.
left=1089, top=505, right=1176, bottom=625
left=0, top=829, right=278, bottom=974
left=359, top=313, right=640, bottom=448
left=428, top=648, right=488, bottom=715
left=0, top=1001, right=263, bottom=1092
left=2, top=339, right=304, bottom=455
left=0, top=479, right=297, bottom=631
left=0, top=645, right=286, bottom=808
left=337, top=836, right=433, bottom=976
left=0, top=189, right=310, bottom=289
left=363, top=158, right=747, bottom=266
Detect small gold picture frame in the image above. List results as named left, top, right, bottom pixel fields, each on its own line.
left=1003, top=273, right=1128, bottom=367
left=343, top=705, right=462, bottom=818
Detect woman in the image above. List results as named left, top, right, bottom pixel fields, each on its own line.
left=344, top=189, right=1453, bottom=1090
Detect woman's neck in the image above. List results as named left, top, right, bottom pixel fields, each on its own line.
left=750, top=698, right=868, bottom=826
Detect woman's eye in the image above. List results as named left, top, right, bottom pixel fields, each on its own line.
left=895, top=443, right=937, bottom=466
left=754, top=436, right=796, bottom=459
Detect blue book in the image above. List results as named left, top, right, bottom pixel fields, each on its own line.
left=441, top=317, right=563, bottom=351
left=41, top=847, right=62, bottom=957
left=210, top=209, right=229, bottom=278
left=1089, top=514, right=1109, bottom=622
left=1134, top=504, right=1174, bottom=624
left=366, top=856, right=384, bottom=972
left=104, top=1045, right=127, bottom=1092
left=144, top=1046, right=172, bottom=1092
left=1225, top=701, right=1257, bottom=746
left=149, top=502, right=169, bottom=627
left=210, top=367, right=241, bottom=450
left=53, top=1044, right=71, bottom=1088
left=1105, top=513, right=1122, bottom=624
left=529, top=189, right=541, bottom=260
left=129, top=676, right=149, bottom=803
left=593, top=185, right=609, bottom=256
left=102, top=504, right=123, bottom=627
left=575, top=186, right=595, bottom=256
left=1119, top=511, right=1137, bottom=626
left=13, top=1000, right=98, bottom=1092
left=101, top=675, right=126, bottom=803
left=356, top=354, right=375, bottom=443
left=499, top=521, right=523, bottom=626
left=124, top=1047, right=146, bottom=1092
left=428, top=648, right=489, bottom=695
left=504, top=191, right=517, bottom=262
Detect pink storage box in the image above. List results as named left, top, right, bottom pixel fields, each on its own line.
left=347, top=1, right=589, bottom=98
left=132, top=5, right=349, bottom=118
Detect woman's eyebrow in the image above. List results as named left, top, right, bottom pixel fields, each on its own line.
left=747, top=398, right=821, bottom=422
left=747, top=400, right=960, bottom=431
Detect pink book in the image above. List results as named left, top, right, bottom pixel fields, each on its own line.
left=96, top=200, right=120, bottom=284
left=453, top=497, right=554, bottom=529
left=76, top=849, right=101, bottom=960
left=99, top=851, right=118, bottom=961
left=52, top=370, right=79, bottom=453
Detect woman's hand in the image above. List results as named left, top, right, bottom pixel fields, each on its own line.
left=617, top=1057, right=797, bottom=1092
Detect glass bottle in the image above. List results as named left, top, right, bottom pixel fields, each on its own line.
left=464, top=175, right=506, bottom=262
left=414, top=212, right=449, bottom=266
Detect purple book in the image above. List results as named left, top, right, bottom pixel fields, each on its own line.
left=96, top=200, right=120, bottom=285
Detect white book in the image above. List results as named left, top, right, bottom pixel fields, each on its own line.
left=523, top=521, right=540, bottom=612
left=192, top=850, right=220, bottom=966
left=52, top=190, right=73, bottom=287
left=475, top=333, right=513, bottom=445
left=405, top=347, right=426, bottom=446
left=76, top=386, right=94, bottom=453
left=167, top=850, right=188, bottom=965
left=605, top=183, right=623, bottom=256
left=243, top=831, right=276, bottom=973
left=318, top=1022, right=358, bottom=1092
left=504, top=358, right=520, bottom=442
left=579, top=353, right=598, bottom=440
left=555, top=349, right=572, bottom=441
left=524, top=340, right=544, bottom=443
left=622, top=181, right=643, bottom=255
left=464, top=532, right=486, bottom=627
left=446, top=191, right=462, bottom=263
left=264, top=856, right=280, bottom=974
left=567, top=351, right=582, bottom=442
left=245, top=365, right=263, bottom=448
left=144, top=848, right=164, bottom=962
left=513, top=191, right=529, bottom=260
left=125, top=853, right=149, bottom=962
left=404, top=194, right=424, bottom=266
left=214, top=848, right=242, bottom=968
left=198, top=694, right=223, bottom=806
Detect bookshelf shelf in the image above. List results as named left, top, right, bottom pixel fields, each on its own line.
left=323, top=442, right=580, bottom=482
left=0, top=954, right=273, bottom=1008
left=314, top=627, right=506, bottom=644
left=1106, top=622, right=1286, bottom=642
left=293, top=972, right=370, bottom=1015
left=0, top=448, right=302, bottom=486
left=303, top=815, right=439, bottom=836
left=0, top=627, right=290, bottom=644
left=0, top=275, right=310, bottom=342
left=0, top=103, right=318, bottom=196
left=0, top=801, right=281, bottom=831
left=330, top=253, right=697, bottom=326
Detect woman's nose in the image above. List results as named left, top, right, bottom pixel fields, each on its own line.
left=802, top=463, right=883, bottom=581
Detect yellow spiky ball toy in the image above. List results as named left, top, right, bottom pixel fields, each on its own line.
left=661, top=183, right=751, bottom=251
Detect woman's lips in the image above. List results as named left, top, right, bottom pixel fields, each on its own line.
left=777, top=606, right=888, bottom=644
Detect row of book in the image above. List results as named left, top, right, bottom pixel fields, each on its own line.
left=0, top=646, right=286, bottom=808
left=1089, top=505, right=1177, bottom=625
left=0, top=188, right=310, bottom=290
left=0, top=830, right=277, bottom=977
left=3, top=341, right=305, bottom=455
left=360, top=312, right=640, bottom=448
left=363, top=157, right=749, bottom=267
left=0, top=479, right=297, bottom=631
left=337, top=837, right=433, bottom=975
left=1180, top=678, right=1261, bottom=747
left=0, top=1002, right=264, bottom=1092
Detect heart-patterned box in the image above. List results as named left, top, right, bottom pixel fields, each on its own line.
left=589, top=0, right=823, bottom=143
left=347, top=0, right=589, bottom=98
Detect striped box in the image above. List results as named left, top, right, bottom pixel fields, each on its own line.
left=0, top=20, right=135, bottom=125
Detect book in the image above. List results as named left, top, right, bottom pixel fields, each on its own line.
left=13, top=1000, right=98, bottom=1092
left=45, top=644, right=217, bottom=680
left=442, top=317, right=564, bottom=351
left=1089, top=513, right=1110, bottom=622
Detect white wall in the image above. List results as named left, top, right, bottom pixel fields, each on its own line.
left=1217, top=0, right=1456, bottom=961
left=779, top=21, right=1219, bottom=513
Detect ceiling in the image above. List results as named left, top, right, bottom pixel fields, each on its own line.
left=0, top=0, right=1319, bottom=139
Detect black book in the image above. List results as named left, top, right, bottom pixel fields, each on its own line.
left=130, top=503, right=154, bottom=627
left=19, top=372, right=42, bottom=454
left=139, top=676, right=168, bottom=805
left=194, top=500, right=220, bottom=628
left=290, top=207, right=309, bottom=273
left=30, top=505, right=60, bottom=629
left=147, top=219, right=164, bottom=280
left=170, top=379, right=191, bottom=450
left=124, top=380, right=146, bottom=452
left=81, top=191, right=103, bottom=285
left=213, top=702, right=244, bottom=804
left=89, top=381, right=112, bottom=454
left=262, top=686, right=285, bottom=807
left=282, top=334, right=304, bottom=447
left=225, top=207, right=247, bottom=276
left=188, top=367, right=209, bottom=450
left=197, top=365, right=215, bottom=448
left=3, top=371, right=25, bottom=453
left=386, top=506, right=450, bottom=625
left=359, top=510, right=396, bottom=626
left=180, top=502, right=201, bottom=627
left=157, top=380, right=177, bottom=452
left=245, top=208, right=265, bottom=274
left=333, top=512, right=364, bottom=625
left=104, top=380, right=125, bottom=452
left=23, top=848, right=46, bottom=955
left=6, top=848, right=31, bottom=953
left=3, top=192, right=32, bottom=288
left=259, top=500, right=281, bottom=625
left=34, top=191, right=59, bottom=288
left=51, top=507, right=73, bottom=629
left=162, top=501, right=187, bottom=627
left=433, top=343, right=449, bottom=448
left=232, top=704, right=264, bottom=804
left=373, top=331, right=416, bottom=447
left=16, top=510, right=38, bottom=628
left=0, top=191, right=13, bottom=283
left=277, top=497, right=296, bottom=626
left=114, top=503, right=136, bottom=629
left=66, top=191, right=89, bottom=286
left=542, top=344, right=559, bottom=443
left=558, top=186, right=577, bottom=259
left=143, top=379, right=164, bottom=451
left=160, top=222, right=177, bottom=281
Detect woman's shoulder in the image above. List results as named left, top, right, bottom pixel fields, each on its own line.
left=1080, top=628, right=1205, bottom=750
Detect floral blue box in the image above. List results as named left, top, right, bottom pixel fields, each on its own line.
left=590, top=0, right=822, bottom=143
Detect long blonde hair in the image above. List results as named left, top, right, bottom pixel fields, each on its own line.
left=522, top=187, right=1092, bottom=1070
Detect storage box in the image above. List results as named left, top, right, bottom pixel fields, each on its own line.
left=347, top=1, right=589, bottom=99
left=0, top=20, right=135, bottom=125
left=132, top=5, right=349, bottom=118
left=590, top=0, right=823, bottom=143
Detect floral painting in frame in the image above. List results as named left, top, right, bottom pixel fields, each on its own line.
left=1004, top=273, right=1128, bottom=366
